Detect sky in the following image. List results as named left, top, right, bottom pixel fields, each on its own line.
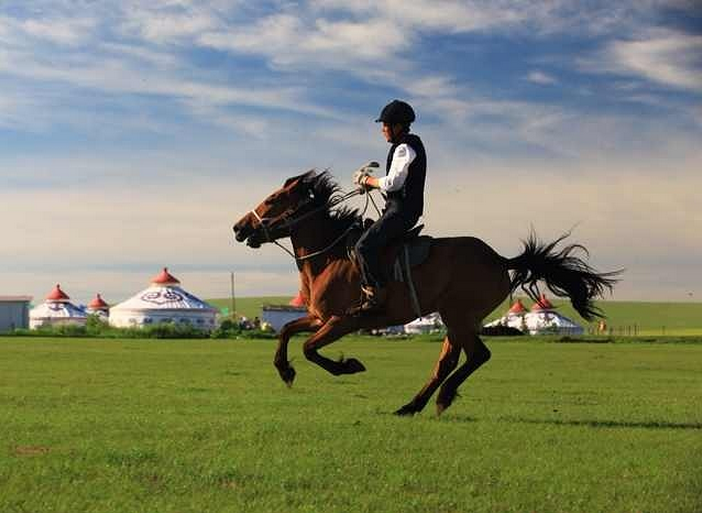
left=1, top=0, right=701, bottom=306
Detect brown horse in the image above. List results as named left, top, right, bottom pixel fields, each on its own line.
left=232, top=170, right=619, bottom=416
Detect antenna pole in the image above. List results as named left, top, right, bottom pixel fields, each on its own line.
left=230, top=272, right=236, bottom=320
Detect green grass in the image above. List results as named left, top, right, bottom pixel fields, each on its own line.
left=206, top=296, right=702, bottom=335
left=1, top=335, right=701, bottom=512
left=207, top=296, right=292, bottom=320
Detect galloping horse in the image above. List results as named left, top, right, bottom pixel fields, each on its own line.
left=233, top=170, right=618, bottom=415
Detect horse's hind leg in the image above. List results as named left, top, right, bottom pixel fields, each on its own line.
left=395, top=335, right=461, bottom=416
left=436, top=331, right=491, bottom=415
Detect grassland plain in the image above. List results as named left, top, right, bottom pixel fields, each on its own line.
left=207, top=297, right=702, bottom=336
left=1, top=336, right=701, bottom=513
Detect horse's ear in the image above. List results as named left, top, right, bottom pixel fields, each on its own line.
left=284, top=170, right=316, bottom=188
left=301, top=170, right=319, bottom=184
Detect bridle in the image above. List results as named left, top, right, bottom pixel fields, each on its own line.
left=249, top=187, right=382, bottom=263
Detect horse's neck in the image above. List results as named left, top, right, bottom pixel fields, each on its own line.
left=290, top=215, right=344, bottom=277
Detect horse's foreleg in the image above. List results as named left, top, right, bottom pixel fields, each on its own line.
left=302, top=315, right=366, bottom=376
left=436, top=333, right=491, bottom=415
left=395, top=337, right=460, bottom=416
left=275, top=315, right=322, bottom=386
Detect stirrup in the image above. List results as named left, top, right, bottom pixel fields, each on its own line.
left=347, top=286, right=385, bottom=316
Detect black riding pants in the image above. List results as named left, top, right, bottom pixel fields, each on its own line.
left=355, top=201, right=418, bottom=288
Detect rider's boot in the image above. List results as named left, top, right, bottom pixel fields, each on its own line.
left=348, top=285, right=387, bottom=316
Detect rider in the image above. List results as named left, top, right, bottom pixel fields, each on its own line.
left=351, top=99, right=427, bottom=315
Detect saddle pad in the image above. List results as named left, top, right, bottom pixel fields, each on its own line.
left=405, top=235, right=432, bottom=267
left=392, top=236, right=433, bottom=282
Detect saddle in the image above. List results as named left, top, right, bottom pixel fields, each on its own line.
left=347, top=222, right=433, bottom=318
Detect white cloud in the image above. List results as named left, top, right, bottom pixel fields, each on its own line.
left=588, top=30, right=702, bottom=92
left=312, top=0, right=526, bottom=32
left=199, top=13, right=409, bottom=70
left=0, top=43, right=333, bottom=125
left=100, top=42, right=181, bottom=69
left=526, top=70, right=558, bottom=85
left=20, top=16, right=97, bottom=45
left=121, top=8, right=218, bottom=43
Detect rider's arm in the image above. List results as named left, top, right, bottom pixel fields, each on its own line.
left=370, top=144, right=416, bottom=191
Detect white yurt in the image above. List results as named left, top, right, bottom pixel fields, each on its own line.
left=404, top=312, right=444, bottom=335
left=486, top=298, right=529, bottom=332
left=485, top=294, right=583, bottom=335
left=526, top=294, right=584, bottom=335
left=109, top=268, right=217, bottom=330
left=86, top=293, right=110, bottom=320
left=30, top=284, right=87, bottom=329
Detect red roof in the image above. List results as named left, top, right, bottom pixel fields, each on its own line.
left=88, top=293, right=109, bottom=309
left=288, top=292, right=305, bottom=307
left=508, top=299, right=526, bottom=314
left=531, top=293, right=554, bottom=311
left=151, top=267, right=180, bottom=285
left=46, top=284, right=70, bottom=301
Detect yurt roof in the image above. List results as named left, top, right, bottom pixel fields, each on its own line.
left=531, top=293, right=554, bottom=311
left=151, top=267, right=180, bottom=285
left=46, top=284, right=70, bottom=302
left=289, top=292, right=305, bottom=307
left=111, top=268, right=215, bottom=312
left=88, top=293, right=109, bottom=310
left=508, top=299, right=527, bottom=314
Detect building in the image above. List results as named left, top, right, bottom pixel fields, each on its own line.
left=29, top=285, right=87, bottom=329
left=0, top=296, right=32, bottom=333
left=109, top=268, right=217, bottom=330
left=261, top=293, right=307, bottom=332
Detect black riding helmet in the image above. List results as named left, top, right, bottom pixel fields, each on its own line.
left=375, top=99, right=415, bottom=125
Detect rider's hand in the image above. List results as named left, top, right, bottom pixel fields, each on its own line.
left=353, top=170, right=370, bottom=187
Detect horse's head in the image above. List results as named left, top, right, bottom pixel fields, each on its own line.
left=233, top=170, right=327, bottom=248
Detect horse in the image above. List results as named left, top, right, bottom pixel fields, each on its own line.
left=232, top=170, right=619, bottom=416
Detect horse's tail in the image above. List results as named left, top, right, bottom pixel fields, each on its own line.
left=505, top=231, right=622, bottom=321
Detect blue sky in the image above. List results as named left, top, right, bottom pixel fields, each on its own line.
left=1, top=0, right=701, bottom=305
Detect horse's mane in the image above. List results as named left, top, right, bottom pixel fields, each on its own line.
left=309, top=171, right=362, bottom=233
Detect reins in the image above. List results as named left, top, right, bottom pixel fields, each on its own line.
left=250, top=187, right=383, bottom=263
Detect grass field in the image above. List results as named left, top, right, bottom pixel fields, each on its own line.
left=1, top=335, right=701, bottom=512
left=207, top=296, right=702, bottom=336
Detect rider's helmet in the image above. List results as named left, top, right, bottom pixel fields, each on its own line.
left=375, top=100, right=415, bottom=125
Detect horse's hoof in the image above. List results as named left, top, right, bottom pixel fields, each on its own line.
left=394, top=404, right=417, bottom=416
left=436, top=390, right=459, bottom=415
left=343, top=358, right=366, bottom=374
left=279, top=366, right=296, bottom=387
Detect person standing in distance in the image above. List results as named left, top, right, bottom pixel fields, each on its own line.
left=350, top=100, right=427, bottom=315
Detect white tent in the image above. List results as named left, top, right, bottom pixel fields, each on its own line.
left=109, top=268, right=217, bottom=330
left=30, top=284, right=87, bottom=329
left=485, top=295, right=584, bottom=335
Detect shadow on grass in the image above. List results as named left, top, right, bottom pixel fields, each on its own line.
left=502, top=417, right=702, bottom=430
